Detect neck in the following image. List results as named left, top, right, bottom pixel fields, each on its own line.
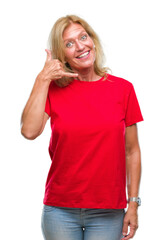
left=72, top=67, right=100, bottom=82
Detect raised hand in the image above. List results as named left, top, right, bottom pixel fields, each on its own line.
left=40, top=49, right=78, bottom=82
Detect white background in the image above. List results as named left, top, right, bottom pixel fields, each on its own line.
left=0, top=0, right=163, bottom=239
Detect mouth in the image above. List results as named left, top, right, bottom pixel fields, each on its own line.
left=76, top=50, right=90, bottom=59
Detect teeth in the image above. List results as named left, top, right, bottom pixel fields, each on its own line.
left=77, top=51, right=89, bottom=58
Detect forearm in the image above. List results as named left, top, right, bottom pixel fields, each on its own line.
left=21, top=73, right=50, bottom=139
left=126, top=148, right=141, bottom=209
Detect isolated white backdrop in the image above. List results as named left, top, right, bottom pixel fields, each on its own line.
left=0, top=0, right=163, bottom=239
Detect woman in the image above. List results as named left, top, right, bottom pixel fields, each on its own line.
left=21, top=15, right=144, bottom=240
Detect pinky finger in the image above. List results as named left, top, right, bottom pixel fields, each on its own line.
left=62, top=71, right=78, bottom=78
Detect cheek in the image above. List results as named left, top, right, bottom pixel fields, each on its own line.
left=64, top=49, right=75, bottom=61
left=88, top=37, right=94, bottom=47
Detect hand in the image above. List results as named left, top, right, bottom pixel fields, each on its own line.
left=121, top=207, right=138, bottom=239
left=40, top=49, right=78, bottom=82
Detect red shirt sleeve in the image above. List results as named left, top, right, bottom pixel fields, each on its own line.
left=125, top=83, right=144, bottom=127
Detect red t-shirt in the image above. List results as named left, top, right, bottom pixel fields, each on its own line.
left=43, top=73, right=144, bottom=209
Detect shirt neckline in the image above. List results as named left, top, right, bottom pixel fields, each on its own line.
left=73, top=76, right=104, bottom=83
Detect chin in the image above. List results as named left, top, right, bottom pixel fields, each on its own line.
left=73, top=60, right=95, bottom=71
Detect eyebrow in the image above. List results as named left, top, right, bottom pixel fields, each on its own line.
left=63, top=30, right=87, bottom=42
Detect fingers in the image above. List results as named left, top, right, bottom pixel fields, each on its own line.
left=44, top=50, right=78, bottom=79
left=122, top=229, right=135, bottom=239
left=122, top=221, right=128, bottom=239
left=122, top=225, right=137, bottom=240
left=45, top=49, right=52, bottom=62
left=62, top=71, right=79, bottom=78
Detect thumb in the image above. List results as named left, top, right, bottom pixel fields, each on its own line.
left=122, top=221, right=128, bottom=237
left=45, top=49, right=52, bottom=62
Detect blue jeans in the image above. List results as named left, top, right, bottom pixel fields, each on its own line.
left=41, top=205, right=125, bottom=240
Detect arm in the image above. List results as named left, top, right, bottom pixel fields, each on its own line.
left=21, top=74, right=50, bottom=140
left=21, top=49, right=78, bottom=140
left=122, top=123, right=141, bottom=239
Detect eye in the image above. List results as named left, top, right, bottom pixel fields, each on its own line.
left=81, top=34, right=87, bottom=40
left=66, top=41, right=73, bottom=48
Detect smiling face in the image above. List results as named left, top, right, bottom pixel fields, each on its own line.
left=62, top=23, right=96, bottom=72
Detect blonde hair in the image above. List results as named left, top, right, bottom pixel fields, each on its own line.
left=48, top=15, right=111, bottom=87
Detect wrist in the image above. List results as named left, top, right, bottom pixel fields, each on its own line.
left=128, top=201, right=138, bottom=210
left=37, top=71, right=51, bottom=84
left=127, top=197, right=141, bottom=208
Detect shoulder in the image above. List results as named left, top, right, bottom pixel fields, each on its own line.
left=106, top=73, right=133, bottom=90
left=47, top=80, right=59, bottom=94
left=49, top=80, right=57, bottom=89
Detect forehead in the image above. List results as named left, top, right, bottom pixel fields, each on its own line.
left=63, top=23, right=86, bottom=40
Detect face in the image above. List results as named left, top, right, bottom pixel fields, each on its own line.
left=62, top=23, right=96, bottom=71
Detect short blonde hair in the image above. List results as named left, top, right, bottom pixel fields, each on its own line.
left=48, top=15, right=111, bottom=87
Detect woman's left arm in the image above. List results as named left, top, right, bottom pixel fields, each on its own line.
left=122, top=123, right=141, bottom=240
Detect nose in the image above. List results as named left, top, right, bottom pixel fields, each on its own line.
left=75, top=40, right=85, bottom=51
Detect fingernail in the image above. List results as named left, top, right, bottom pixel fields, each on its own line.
left=123, top=232, right=126, bottom=236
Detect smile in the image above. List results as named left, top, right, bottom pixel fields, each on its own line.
left=76, top=51, right=90, bottom=59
